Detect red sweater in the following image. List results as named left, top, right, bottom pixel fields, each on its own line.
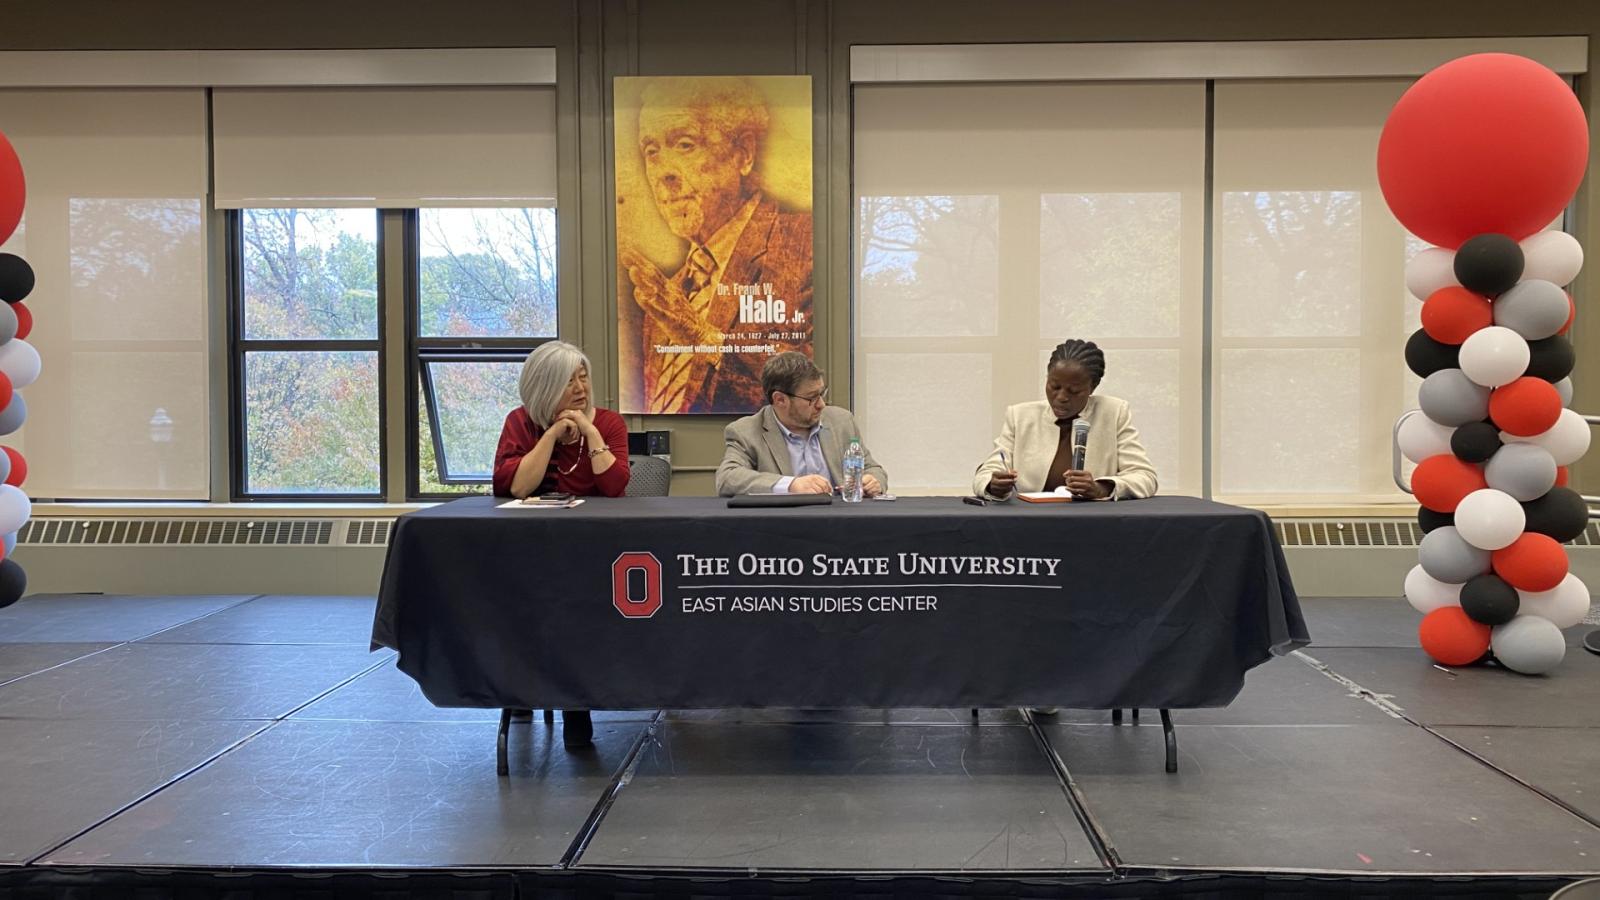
left=492, top=407, right=631, bottom=498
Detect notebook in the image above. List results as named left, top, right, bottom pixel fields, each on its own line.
left=727, top=493, right=835, bottom=508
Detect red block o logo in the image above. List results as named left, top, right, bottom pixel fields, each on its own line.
left=612, top=552, right=663, bottom=619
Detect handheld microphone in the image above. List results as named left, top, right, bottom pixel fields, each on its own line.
left=1071, top=419, right=1090, bottom=471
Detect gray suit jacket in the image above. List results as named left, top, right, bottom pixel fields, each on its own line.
left=971, top=395, right=1158, bottom=500
left=716, top=406, right=889, bottom=496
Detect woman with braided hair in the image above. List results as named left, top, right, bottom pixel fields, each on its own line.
left=972, top=339, right=1157, bottom=501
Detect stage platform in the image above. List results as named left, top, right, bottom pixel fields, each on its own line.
left=0, top=592, right=1598, bottom=898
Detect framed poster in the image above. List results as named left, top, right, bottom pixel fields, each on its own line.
left=615, top=75, right=813, bottom=414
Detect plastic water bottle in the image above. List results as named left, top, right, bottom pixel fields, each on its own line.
left=842, top=439, right=866, bottom=503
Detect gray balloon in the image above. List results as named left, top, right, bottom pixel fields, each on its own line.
left=1485, top=442, right=1557, bottom=502
left=1493, top=279, right=1569, bottom=341
left=1418, top=369, right=1490, bottom=426
left=1555, top=377, right=1573, bottom=407
left=2, top=533, right=12, bottom=556
left=0, top=393, right=24, bottom=436
left=0, top=450, right=10, bottom=485
left=0, top=303, right=15, bottom=346
left=1419, top=525, right=1491, bottom=584
left=1492, top=616, right=1565, bottom=675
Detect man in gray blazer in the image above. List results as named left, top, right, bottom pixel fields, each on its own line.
left=716, top=352, right=889, bottom=497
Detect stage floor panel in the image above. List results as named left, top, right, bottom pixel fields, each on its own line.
left=1309, top=645, right=1600, bottom=728
left=0, top=642, right=390, bottom=721
left=577, top=720, right=1104, bottom=871
left=0, top=594, right=254, bottom=643
left=0, top=642, right=114, bottom=685
left=0, top=718, right=264, bottom=865
left=40, top=718, right=647, bottom=869
left=1047, top=721, right=1600, bottom=874
left=1437, top=726, right=1600, bottom=825
left=143, top=595, right=379, bottom=645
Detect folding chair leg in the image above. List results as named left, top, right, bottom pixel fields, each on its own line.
left=1161, top=709, right=1177, bottom=774
left=497, top=708, right=512, bottom=777
left=543, top=708, right=554, bottom=725
left=1111, top=708, right=1123, bottom=725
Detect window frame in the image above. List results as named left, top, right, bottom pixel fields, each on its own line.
left=226, top=208, right=389, bottom=501
left=402, top=210, right=558, bottom=500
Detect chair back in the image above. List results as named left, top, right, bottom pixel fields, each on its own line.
left=625, top=454, right=671, bottom=497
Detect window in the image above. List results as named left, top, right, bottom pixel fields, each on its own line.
left=1212, top=80, right=1416, bottom=504
left=0, top=89, right=210, bottom=500
left=214, top=84, right=559, bottom=501
left=232, top=209, right=382, bottom=497
left=412, top=208, right=558, bottom=495
left=853, top=82, right=1206, bottom=495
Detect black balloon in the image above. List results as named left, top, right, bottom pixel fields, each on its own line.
left=1450, top=421, right=1502, bottom=463
left=1453, top=233, right=1524, bottom=297
left=0, top=254, right=33, bottom=304
left=0, top=559, right=23, bottom=610
left=1418, top=506, right=1455, bottom=534
left=1522, top=487, right=1589, bottom=543
left=1461, top=573, right=1519, bottom=625
left=1405, top=328, right=1459, bottom=378
left=1525, top=335, right=1576, bottom=382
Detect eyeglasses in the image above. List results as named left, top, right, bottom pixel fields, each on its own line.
left=779, top=387, right=828, bottom=406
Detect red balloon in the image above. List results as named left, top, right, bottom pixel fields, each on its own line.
left=1421, top=286, right=1493, bottom=344
left=11, top=302, right=28, bottom=341
left=1555, top=466, right=1569, bottom=488
left=1419, top=606, right=1491, bottom=666
left=1489, top=377, right=1562, bottom=437
left=0, top=371, right=10, bottom=414
left=1378, top=53, right=1589, bottom=249
left=1, top=447, right=22, bottom=487
left=1412, top=454, right=1486, bottom=513
left=0, top=131, right=22, bottom=247
left=1492, top=532, right=1568, bottom=593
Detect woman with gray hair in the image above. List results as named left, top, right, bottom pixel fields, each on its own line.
left=493, top=341, right=630, bottom=500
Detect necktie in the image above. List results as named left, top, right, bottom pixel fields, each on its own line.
left=681, top=246, right=715, bottom=298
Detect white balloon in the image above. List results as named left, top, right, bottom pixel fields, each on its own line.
left=0, top=484, right=28, bottom=535
left=1458, top=326, right=1529, bottom=388
left=1503, top=408, right=1591, bottom=467
left=1519, top=231, right=1584, bottom=287
left=0, top=339, right=40, bottom=390
left=1406, top=247, right=1459, bottom=300
left=1555, top=377, right=1574, bottom=407
left=1491, top=615, right=1567, bottom=675
left=1397, top=411, right=1455, bottom=464
left=1518, top=574, right=1592, bottom=630
left=1453, top=488, right=1526, bottom=551
left=1405, top=564, right=1463, bottom=614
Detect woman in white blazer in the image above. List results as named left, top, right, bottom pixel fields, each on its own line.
left=972, top=339, right=1158, bottom=501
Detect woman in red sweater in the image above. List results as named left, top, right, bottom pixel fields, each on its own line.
left=493, top=341, right=630, bottom=500
left=492, top=341, right=630, bottom=747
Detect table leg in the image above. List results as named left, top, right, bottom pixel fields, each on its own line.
left=1111, top=708, right=1123, bottom=725
left=970, top=708, right=978, bottom=718
left=543, top=709, right=555, bottom=725
left=497, top=707, right=512, bottom=777
left=1161, top=709, right=1176, bottom=773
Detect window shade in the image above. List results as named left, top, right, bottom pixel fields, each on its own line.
left=211, top=86, right=557, bottom=208
left=852, top=81, right=1206, bottom=496
left=0, top=88, right=209, bottom=500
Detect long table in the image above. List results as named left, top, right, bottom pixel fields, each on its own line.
left=373, top=495, right=1306, bottom=770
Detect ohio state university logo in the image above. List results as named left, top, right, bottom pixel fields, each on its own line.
left=612, top=552, right=663, bottom=619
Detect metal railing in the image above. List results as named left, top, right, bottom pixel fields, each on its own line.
left=1392, top=410, right=1599, bottom=518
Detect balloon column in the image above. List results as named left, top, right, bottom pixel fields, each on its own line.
left=1386, top=53, right=1590, bottom=675
left=0, top=128, right=32, bottom=610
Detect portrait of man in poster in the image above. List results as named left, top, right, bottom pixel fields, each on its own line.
left=616, top=76, right=814, bottom=415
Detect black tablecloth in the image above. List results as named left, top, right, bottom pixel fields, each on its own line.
left=373, top=496, right=1306, bottom=711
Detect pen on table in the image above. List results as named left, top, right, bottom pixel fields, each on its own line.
left=999, top=448, right=1011, bottom=472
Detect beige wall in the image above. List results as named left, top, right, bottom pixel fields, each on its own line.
left=3, top=0, right=1598, bottom=497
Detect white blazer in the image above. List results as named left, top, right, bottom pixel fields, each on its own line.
left=971, top=395, right=1158, bottom=500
